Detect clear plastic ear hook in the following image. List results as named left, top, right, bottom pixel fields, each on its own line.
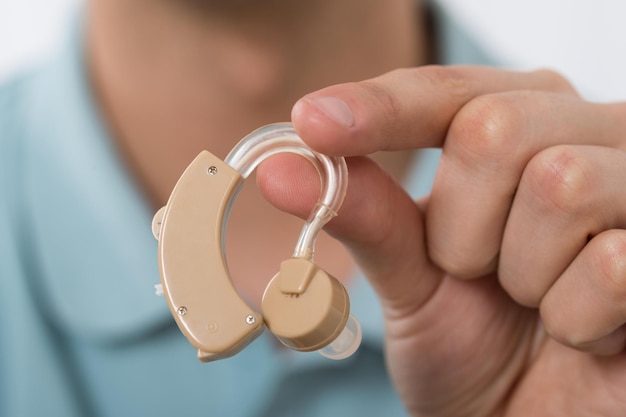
left=153, top=122, right=361, bottom=362
left=225, top=123, right=347, bottom=260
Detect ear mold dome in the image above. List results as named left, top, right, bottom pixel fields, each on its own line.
left=153, top=123, right=361, bottom=362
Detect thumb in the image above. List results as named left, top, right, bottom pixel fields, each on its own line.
left=257, top=153, right=442, bottom=317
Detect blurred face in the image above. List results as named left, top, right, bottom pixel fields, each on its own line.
left=166, top=0, right=301, bottom=15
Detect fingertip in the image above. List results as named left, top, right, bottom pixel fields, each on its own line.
left=301, top=96, right=355, bottom=128
left=582, top=325, right=626, bottom=356
left=256, top=153, right=321, bottom=220
left=543, top=320, right=626, bottom=356
left=291, top=94, right=355, bottom=156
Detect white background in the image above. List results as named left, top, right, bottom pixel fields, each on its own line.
left=0, top=0, right=79, bottom=81
left=437, top=0, right=626, bottom=101
left=1, top=0, right=625, bottom=101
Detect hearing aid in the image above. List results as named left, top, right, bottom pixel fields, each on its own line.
left=152, top=123, right=361, bottom=362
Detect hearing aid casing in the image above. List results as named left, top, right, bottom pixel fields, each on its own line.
left=153, top=152, right=264, bottom=362
left=262, top=258, right=349, bottom=352
left=153, top=123, right=361, bottom=362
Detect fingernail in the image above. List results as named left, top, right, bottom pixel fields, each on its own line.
left=304, top=96, right=354, bottom=128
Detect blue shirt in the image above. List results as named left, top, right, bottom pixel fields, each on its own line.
left=0, top=6, right=493, bottom=417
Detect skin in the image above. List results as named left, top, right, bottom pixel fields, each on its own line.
left=259, top=67, right=626, bottom=415
left=87, top=0, right=626, bottom=415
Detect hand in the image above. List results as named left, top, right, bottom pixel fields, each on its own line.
left=257, top=66, right=626, bottom=416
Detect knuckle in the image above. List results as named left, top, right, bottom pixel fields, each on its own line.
left=498, top=272, right=543, bottom=308
left=448, top=93, right=524, bottom=165
left=524, top=146, right=592, bottom=215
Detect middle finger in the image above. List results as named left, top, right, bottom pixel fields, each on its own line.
left=426, top=93, right=626, bottom=278
left=500, top=144, right=626, bottom=308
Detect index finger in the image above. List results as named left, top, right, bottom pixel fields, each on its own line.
left=291, top=65, right=576, bottom=155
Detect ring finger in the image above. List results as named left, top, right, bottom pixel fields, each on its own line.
left=427, top=96, right=626, bottom=278
left=499, top=145, right=626, bottom=312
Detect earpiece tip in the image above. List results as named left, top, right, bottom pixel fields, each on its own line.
left=318, top=315, right=362, bottom=360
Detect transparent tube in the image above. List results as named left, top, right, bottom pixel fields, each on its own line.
left=225, top=123, right=359, bottom=360
left=225, top=123, right=348, bottom=260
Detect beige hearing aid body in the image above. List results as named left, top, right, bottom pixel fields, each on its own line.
left=152, top=123, right=361, bottom=362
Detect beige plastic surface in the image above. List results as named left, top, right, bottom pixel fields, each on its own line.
left=154, top=151, right=264, bottom=362
left=261, top=258, right=349, bottom=351
left=278, top=257, right=317, bottom=295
